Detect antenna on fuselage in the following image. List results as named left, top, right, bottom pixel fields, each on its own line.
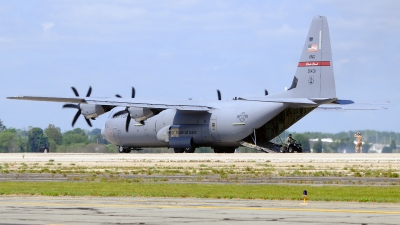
left=265, top=89, right=268, bottom=96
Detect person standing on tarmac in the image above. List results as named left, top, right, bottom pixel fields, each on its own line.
left=354, top=132, right=363, bottom=153
left=286, top=134, right=295, bottom=146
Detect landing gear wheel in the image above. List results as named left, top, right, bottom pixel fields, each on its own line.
left=213, top=148, right=223, bottom=153
left=184, top=147, right=196, bottom=153
left=174, top=148, right=185, bottom=153
left=118, top=146, right=131, bottom=153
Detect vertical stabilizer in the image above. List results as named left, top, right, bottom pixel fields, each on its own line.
left=273, top=15, right=336, bottom=99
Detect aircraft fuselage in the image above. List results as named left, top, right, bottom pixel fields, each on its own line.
left=101, top=100, right=287, bottom=148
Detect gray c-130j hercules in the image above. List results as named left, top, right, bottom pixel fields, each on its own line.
left=7, top=15, right=357, bottom=153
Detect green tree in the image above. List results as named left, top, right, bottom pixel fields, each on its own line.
left=326, top=141, right=340, bottom=153
left=0, top=119, right=6, bottom=132
left=63, top=128, right=88, bottom=145
left=0, top=129, right=20, bottom=152
left=88, top=128, right=108, bottom=144
left=313, top=138, right=323, bottom=153
left=44, top=124, right=62, bottom=145
left=28, top=127, right=49, bottom=152
left=390, top=140, right=396, bottom=151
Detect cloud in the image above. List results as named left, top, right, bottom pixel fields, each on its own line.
left=41, top=22, right=55, bottom=32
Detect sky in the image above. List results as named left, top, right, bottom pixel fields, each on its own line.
left=1, top=0, right=399, bottom=133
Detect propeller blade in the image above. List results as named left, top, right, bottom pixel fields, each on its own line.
left=115, top=94, right=122, bottom=98
left=217, top=89, right=221, bottom=101
left=86, top=86, right=92, bottom=97
left=85, top=118, right=92, bottom=127
left=131, top=87, right=135, bottom=98
left=71, top=87, right=79, bottom=97
left=113, top=109, right=128, bottom=118
left=62, top=104, right=80, bottom=109
left=72, top=110, right=81, bottom=127
left=125, top=113, right=131, bottom=132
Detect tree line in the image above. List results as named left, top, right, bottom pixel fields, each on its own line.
left=0, top=119, right=398, bottom=153
left=0, top=120, right=111, bottom=153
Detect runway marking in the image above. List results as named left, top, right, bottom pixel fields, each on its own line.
left=2, top=201, right=400, bottom=215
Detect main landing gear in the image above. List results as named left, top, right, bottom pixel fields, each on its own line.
left=118, top=146, right=131, bottom=153
left=174, top=146, right=196, bottom=153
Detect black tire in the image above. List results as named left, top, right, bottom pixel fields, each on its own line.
left=213, top=148, right=223, bottom=153
left=124, top=149, right=131, bottom=153
left=298, top=147, right=302, bottom=153
left=184, top=147, right=196, bottom=153
left=118, top=146, right=124, bottom=153
left=174, top=148, right=185, bottom=153
left=214, top=148, right=235, bottom=153
left=280, top=146, right=286, bottom=153
left=288, top=146, right=294, bottom=153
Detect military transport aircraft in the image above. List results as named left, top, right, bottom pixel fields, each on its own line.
left=7, top=15, right=361, bottom=153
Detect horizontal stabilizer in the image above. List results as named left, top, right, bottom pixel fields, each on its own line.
left=317, top=101, right=389, bottom=111
left=332, top=99, right=354, bottom=105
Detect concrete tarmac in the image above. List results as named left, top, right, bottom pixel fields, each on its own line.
left=1, top=153, right=400, bottom=164
left=1, top=153, right=399, bottom=224
left=1, top=196, right=400, bottom=225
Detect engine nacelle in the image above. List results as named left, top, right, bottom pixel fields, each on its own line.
left=128, top=107, right=160, bottom=122
left=80, top=104, right=110, bottom=119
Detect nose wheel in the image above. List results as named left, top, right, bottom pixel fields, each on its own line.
left=118, top=146, right=131, bottom=153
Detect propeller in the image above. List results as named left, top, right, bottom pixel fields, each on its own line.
left=217, top=89, right=221, bottom=100
left=116, top=87, right=135, bottom=98
left=114, top=87, right=136, bottom=132
left=113, top=107, right=131, bottom=132
left=62, top=86, right=93, bottom=127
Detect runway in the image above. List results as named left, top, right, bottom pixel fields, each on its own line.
left=1, top=153, right=400, bottom=164
left=1, top=196, right=400, bottom=224
left=1, top=153, right=399, bottom=224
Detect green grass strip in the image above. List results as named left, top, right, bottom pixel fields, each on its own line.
left=0, top=182, right=399, bottom=203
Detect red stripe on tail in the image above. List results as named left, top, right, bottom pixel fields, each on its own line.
left=298, top=61, right=331, bottom=67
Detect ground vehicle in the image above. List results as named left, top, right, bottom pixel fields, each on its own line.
left=280, top=140, right=302, bottom=153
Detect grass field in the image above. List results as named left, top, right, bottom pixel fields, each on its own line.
left=1, top=182, right=399, bottom=203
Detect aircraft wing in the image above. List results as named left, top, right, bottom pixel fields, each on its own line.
left=6, top=96, right=214, bottom=111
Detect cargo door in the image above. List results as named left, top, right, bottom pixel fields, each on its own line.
left=210, top=119, right=221, bottom=141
